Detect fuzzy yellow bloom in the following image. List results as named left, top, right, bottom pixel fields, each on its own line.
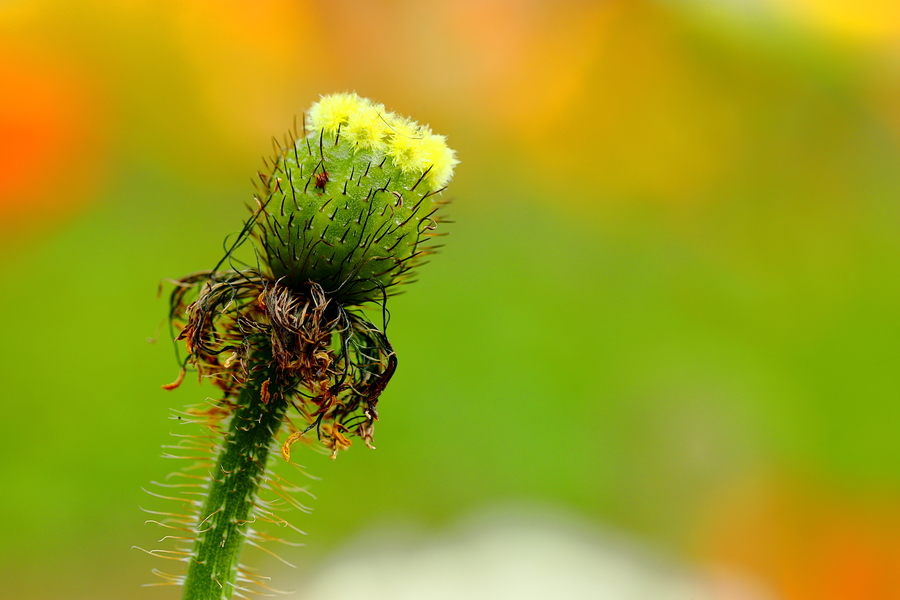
left=307, top=92, right=362, bottom=135
left=343, top=100, right=390, bottom=151
left=307, top=92, right=458, bottom=190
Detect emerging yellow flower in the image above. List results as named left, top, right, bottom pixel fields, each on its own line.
left=308, top=92, right=458, bottom=189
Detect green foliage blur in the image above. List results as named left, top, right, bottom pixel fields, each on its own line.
left=0, top=1, right=898, bottom=598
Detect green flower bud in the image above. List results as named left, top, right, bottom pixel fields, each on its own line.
left=151, top=94, right=457, bottom=600
left=256, top=92, right=458, bottom=305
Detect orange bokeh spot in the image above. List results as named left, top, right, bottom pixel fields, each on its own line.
left=0, top=43, right=106, bottom=226
left=696, top=475, right=900, bottom=600
left=774, top=0, right=900, bottom=46
left=496, top=1, right=745, bottom=205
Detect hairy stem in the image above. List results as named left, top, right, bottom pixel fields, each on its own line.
left=182, top=366, right=287, bottom=600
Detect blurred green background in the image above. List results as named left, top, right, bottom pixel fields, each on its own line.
left=1, top=0, right=899, bottom=598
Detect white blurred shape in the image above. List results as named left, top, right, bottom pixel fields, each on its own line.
left=293, top=508, right=773, bottom=600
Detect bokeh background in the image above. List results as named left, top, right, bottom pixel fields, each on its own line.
left=1, top=0, right=899, bottom=598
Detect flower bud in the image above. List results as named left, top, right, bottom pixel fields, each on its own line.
left=258, top=92, right=458, bottom=305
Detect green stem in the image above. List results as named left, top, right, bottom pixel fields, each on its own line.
left=182, top=366, right=287, bottom=600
